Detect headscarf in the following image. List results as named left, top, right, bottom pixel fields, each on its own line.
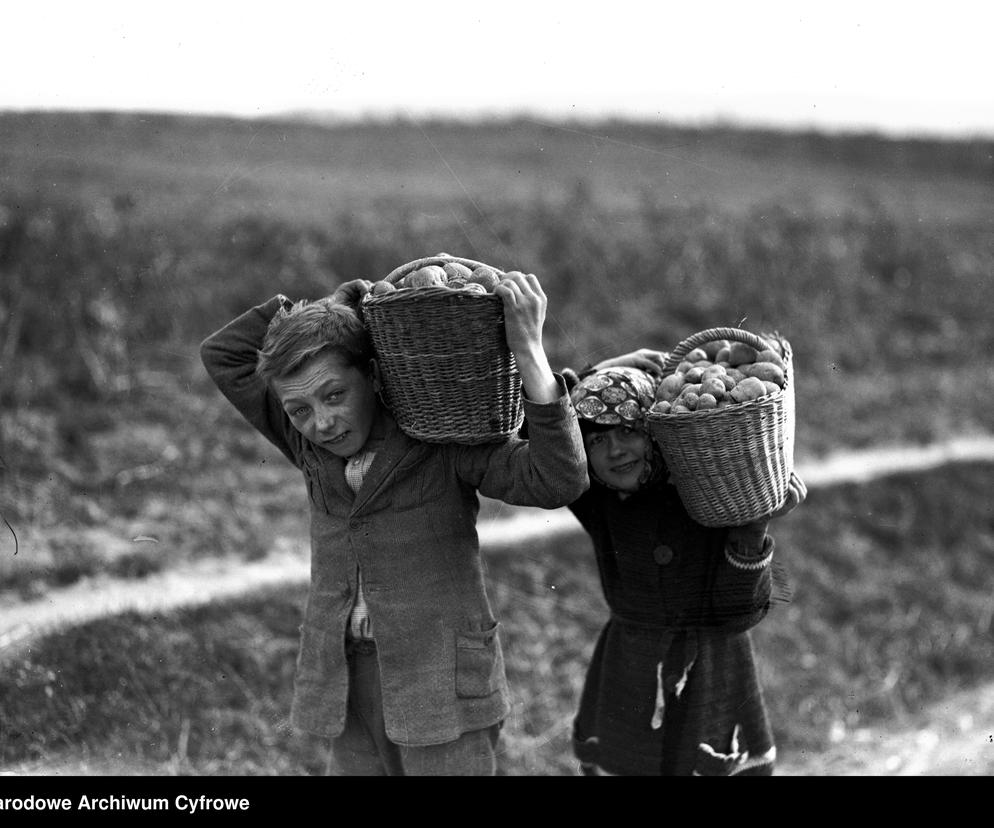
left=569, top=367, right=665, bottom=491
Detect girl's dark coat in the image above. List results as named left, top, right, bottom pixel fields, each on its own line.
left=568, top=475, right=784, bottom=775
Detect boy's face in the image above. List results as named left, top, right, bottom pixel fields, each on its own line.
left=584, top=424, right=651, bottom=493
left=272, top=351, right=382, bottom=458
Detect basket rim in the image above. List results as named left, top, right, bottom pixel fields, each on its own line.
left=650, top=334, right=793, bottom=424
left=382, top=253, right=506, bottom=285
left=645, top=388, right=788, bottom=425
left=362, top=285, right=502, bottom=309
left=662, top=327, right=784, bottom=377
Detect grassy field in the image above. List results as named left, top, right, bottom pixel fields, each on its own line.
left=2, top=462, right=993, bottom=776
left=0, top=111, right=992, bottom=776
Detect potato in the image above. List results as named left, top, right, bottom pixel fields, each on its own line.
left=650, top=399, right=671, bottom=415
left=443, top=262, right=474, bottom=282
left=755, top=348, right=785, bottom=370
left=406, top=266, right=448, bottom=287
left=469, top=266, right=500, bottom=292
left=702, top=339, right=730, bottom=360
left=761, top=334, right=785, bottom=358
left=742, top=361, right=785, bottom=387
left=371, top=280, right=397, bottom=295
left=727, top=342, right=758, bottom=366
left=697, top=393, right=717, bottom=410
left=680, top=391, right=700, bottom=410
left=685, top=347, right=709, bottom=362
left=762, top=380, right=781, bottom=396
left=729, top=376, right=767, bottom=402
left=676, top=360, right=695, bottom=374
left=715, top=346, right=731, bottom=363
left=700, top=377, right=726, bottom=399
left=461, top=283, right=488, bottom=294
left=701, top=364, right=727, bottom=379
left=656, top=372, right=686, bottom=402
left=684, top=366, right=705, bottom=384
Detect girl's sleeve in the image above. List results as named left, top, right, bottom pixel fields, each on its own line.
left=199, top=294, right=303, bottom=467
left=706, top=523, right=776, bottom=632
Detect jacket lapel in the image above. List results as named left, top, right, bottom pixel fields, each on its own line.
left=350, top=414, right=423, bottom=514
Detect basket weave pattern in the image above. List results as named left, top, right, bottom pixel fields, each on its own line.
left=645, top=327, right=795, bottom=527
left=360, top=254, right=524, bottom=444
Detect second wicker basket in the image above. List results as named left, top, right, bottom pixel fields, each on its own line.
left=645, top=326, right=796, bottom=527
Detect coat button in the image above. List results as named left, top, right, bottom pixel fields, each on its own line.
left=653, top=544, right=674, bottom=565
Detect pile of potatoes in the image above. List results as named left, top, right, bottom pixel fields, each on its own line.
left=370, top=263, right=501, bottom=296
left=649, top=336, right=787, bottom=415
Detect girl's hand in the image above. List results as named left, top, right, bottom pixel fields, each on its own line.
left=593, top=348, right=669, bottom=377
left=769, top=472, right=807, bottom=520
left=330, top=279, right=373, bottom=310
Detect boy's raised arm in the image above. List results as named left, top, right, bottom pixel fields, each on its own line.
left=494, top=271, right=559, bottom=404
left=199, top=294, right=301, bottom=465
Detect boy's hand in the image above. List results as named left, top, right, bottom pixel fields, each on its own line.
left=494, top=271, right=558, bottom=403
left=593, top=349, right=669, bottom=377
left=331, top=279, right=373, bottom=310
left=494, top=271, right=547, bottom=355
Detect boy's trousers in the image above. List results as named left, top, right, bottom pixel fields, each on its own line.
left=327, top=639, right=501, bottom=776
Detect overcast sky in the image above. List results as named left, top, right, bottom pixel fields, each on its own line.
left=4, top=0, right=992, bottom=138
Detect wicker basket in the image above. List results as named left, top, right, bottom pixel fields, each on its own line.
left=645, top=327, right=795, bottom=527
left=359, top=253, right=524, bottom=444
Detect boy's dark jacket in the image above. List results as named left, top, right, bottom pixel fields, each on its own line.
left=200, top=295, right=588, bottom=745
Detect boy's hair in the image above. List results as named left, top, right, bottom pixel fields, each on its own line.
left=255, top=298, right=375, bottom=384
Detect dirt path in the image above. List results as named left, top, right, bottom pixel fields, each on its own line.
left=6, top=434, right=994, bottom=657
left=5, top=680, right=993, bottom=777
left=779, top=683, right=994, bottom=776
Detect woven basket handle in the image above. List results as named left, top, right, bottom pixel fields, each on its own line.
left=662, top=327, right=774, bottom=375
left=383, top=252, right=506, bottom=285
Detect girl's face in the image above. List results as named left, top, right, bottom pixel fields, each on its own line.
left=584, top=425, right=651, bottom=493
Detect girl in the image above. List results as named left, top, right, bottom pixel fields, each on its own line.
left=563, top=355, right=805, bottom=776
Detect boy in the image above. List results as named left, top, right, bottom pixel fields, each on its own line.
left=199, top=271, right=588, bottom=775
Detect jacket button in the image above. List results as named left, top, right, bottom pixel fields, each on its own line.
left=653, top=544, right=674, bottom=565
left=349, top=519, right=360, bottom=531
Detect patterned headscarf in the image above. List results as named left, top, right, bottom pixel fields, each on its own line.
left=570, top=367, right=657, bottom=427
left=569, top=367, right=665, bottom=491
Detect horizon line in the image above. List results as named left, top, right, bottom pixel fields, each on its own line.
left=2, top=104, right=992, bottom=143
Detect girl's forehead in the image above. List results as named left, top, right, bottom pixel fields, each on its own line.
left=584, top=424, right=645, bottom=443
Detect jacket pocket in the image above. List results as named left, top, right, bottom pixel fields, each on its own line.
left=295, top=623, right=338, bottom=683
left=455, top=621, right=502, bottom=698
